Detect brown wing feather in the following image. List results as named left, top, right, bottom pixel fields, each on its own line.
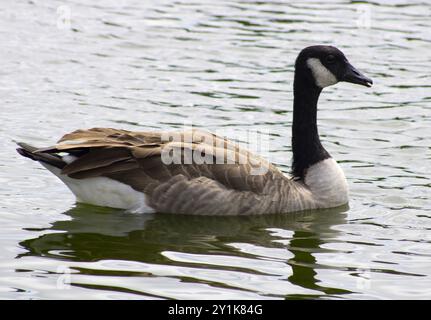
left=41, top=127, right=294, bottom=214
left=61, top=148, right=131, bottom=175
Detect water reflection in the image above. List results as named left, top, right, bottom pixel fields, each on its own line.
left=19, top=204, right=351, bottom=298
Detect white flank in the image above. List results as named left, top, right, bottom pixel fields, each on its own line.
left=41, top=163, right=156, bottom=214
left=304, top=158, right=349, bottom=208
left=306, top=58, right=338, bottom=88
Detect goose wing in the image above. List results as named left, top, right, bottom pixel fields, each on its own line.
left=39, top=127, right=298, bottom=214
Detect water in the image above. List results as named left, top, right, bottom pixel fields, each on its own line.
left=0, top=0, right=430, bottom=299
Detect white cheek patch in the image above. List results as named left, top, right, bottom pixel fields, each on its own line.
left=306, top=58, right=338, bottom=88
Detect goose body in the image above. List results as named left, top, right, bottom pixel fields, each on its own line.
left=17, top=46, right=372, bottom=215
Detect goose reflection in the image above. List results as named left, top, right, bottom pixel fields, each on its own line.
left=19, top=204, right=351, bottom=298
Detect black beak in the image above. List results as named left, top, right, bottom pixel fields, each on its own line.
left=342, top=62, right=373, bottom=87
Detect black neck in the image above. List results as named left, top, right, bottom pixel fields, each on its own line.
left=291, top=71, right=330, bottom=179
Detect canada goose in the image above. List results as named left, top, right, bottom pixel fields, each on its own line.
left=17, top=45, right=372, bottom=215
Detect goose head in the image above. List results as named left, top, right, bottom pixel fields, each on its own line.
left=291, top=45, right=373, bottom=181
left=295, top=45, right=373, bottom=89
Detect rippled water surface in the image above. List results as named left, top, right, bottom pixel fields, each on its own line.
left=1, top=0, right=430, bottom=299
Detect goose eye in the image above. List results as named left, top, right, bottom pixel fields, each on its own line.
left=326, top=55, right=336, bottom=64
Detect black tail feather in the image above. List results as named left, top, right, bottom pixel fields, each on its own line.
left=16, top=142, right=66, bottom=169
